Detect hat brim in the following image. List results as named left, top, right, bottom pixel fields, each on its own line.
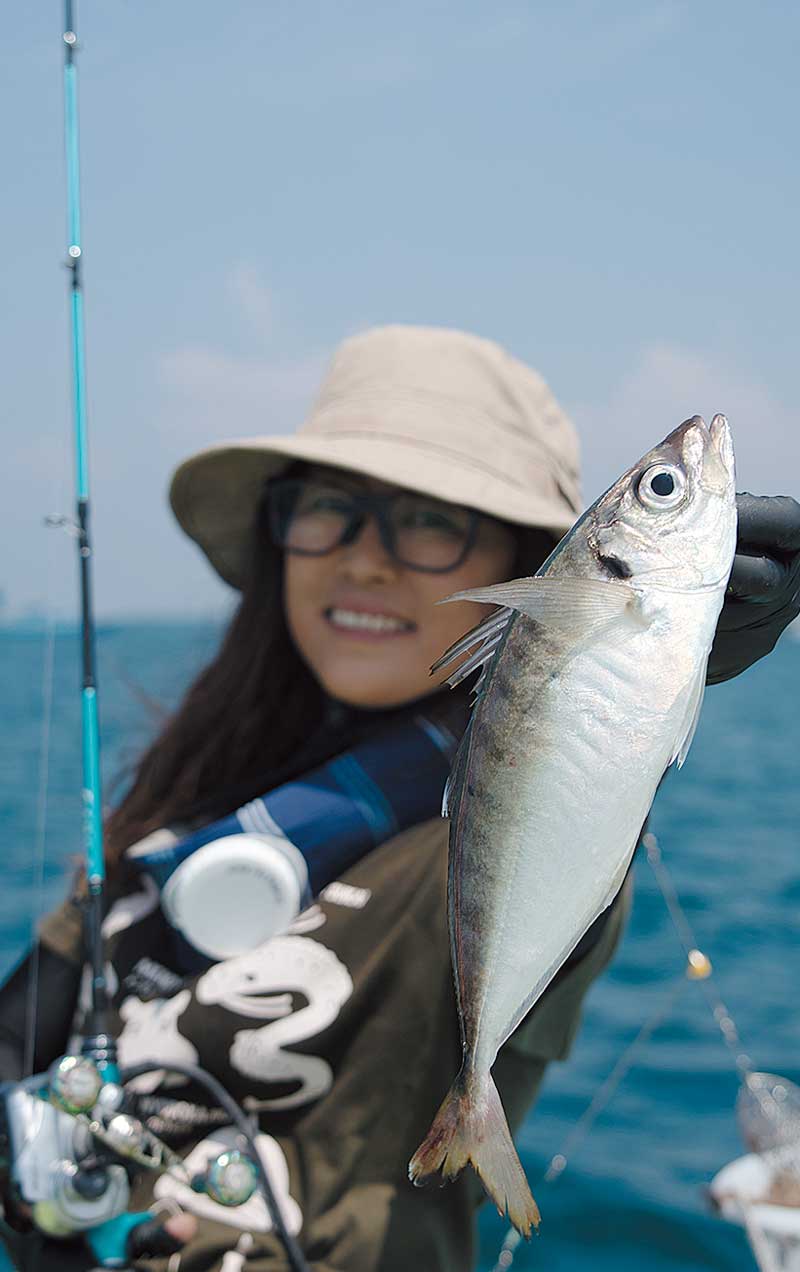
left=170, top=426, right=578, bottom=590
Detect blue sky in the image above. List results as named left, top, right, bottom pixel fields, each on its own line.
left=4, top=1, right=798, bottom=619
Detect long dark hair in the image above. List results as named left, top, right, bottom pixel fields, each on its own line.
left=104, top=496, right=324, bottom=877
left=104, top=485, right=556, bottom=881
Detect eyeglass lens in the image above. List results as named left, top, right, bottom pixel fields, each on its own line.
left=272, top=480, right=474, bottom=571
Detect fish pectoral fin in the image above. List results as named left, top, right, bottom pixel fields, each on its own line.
left=440, top=575, right=644, bottom=636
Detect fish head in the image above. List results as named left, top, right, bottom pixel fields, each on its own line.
left=587, top=414, right=737, bottom=593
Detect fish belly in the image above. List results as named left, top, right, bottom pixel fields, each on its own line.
left=453, top=622, right=692, bottom=1074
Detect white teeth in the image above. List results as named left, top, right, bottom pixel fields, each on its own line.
left=328, top=608, right=411, bottom=633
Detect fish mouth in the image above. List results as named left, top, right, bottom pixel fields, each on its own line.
left=692, top=412, right=735, bottom=492
left=667, top=414, right=735, bottom=493
left=709, top=412, right=735, bottom=479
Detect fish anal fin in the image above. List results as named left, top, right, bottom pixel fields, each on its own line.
left=408, top=1066, right=540, bottom=1238
left=670, top=661, right=708, bottom=770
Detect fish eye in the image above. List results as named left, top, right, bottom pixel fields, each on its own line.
left=636, top=463, right=686, bottom=511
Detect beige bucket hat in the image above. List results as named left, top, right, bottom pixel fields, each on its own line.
left=169, top=324, right=582, bottom=589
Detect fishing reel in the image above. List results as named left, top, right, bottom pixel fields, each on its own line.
left=0, top=1053, right=259, bottom=1267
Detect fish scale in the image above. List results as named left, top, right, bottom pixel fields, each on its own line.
left=410, top=415, right=738, bottom=1237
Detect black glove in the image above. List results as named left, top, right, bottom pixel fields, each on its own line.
left=127, top=1212, right=190, bottom=1261
left=707, top=493, right=800, bottom=684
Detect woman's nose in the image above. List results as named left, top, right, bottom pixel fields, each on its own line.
left=335, top=513, right=399, bottom=582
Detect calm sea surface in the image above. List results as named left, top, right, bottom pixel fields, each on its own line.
left=1, top=623, right=797, bottom=1271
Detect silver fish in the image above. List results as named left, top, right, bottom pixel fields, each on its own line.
left=409, top=415, right=737, bottom=1235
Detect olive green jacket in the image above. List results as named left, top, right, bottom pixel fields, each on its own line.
left=38, top=817, right=630, bottom=1272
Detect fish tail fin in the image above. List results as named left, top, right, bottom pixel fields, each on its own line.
left=408, top=1063, right=541, bottom=1237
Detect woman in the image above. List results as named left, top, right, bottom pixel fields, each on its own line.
left=2, top=325, right=798, bottom=1271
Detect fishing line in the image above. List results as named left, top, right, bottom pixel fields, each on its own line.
left=643, top=831, right=753, bottom=1078
left=542, top=973, right=688, bottom=1188
left=60, top=0, right=114, bottom=1063
left=490, top=967, right=691, bottom=1272
left=121, top=1062, right=310, bottom=1272
left=32, top=10, right=317, bottom=1270
left=23, top=616, right=57, bottom=1078
left=23, top=458, right=75, bottom=1078
left=644, top=829, right=800, bottom=1272
left=490, top=826, right=766, bottom=1272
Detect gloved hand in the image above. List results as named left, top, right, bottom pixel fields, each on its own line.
left=0, top=1208, right=196, bottom=1271
left=127, top=1210, right=198, bottom=1260
left=707, top=493, right=800, bottom=684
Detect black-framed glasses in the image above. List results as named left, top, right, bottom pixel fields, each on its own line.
left=267, top=478, right=480, bottom=573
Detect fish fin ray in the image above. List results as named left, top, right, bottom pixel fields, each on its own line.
left=440, top=575, right=643, bottom=635
left=432, top=608, right=513, bottom=694
left=408, top=1067, right=540, bottom=1237
left=443, top=630, right=505, bottom=692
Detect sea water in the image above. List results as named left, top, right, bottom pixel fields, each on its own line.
left=1, top=623, right=797, bottom=1271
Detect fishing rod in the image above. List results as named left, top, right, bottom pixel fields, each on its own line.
left=0, top=10, right=314, bottom=1270
left=62, top=0, right=113, bottom=1071
left=55, top=7, right=311, bottom=1266
left=56, top=10, right=312, bottom=1265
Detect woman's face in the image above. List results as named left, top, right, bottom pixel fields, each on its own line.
left=283, top=468, right=519, bottom=708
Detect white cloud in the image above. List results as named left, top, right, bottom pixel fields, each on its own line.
left=3, top=269, right=330, bottom=620
left=226, top=265, right=275, bottom=338
left=569, top=342, right=799, bottom=504
left=157, top=265, right=327, bottom=449
left=159, top=345, right=326, bottom=446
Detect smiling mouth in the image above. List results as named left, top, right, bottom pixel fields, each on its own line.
left=324, top=607, right=415, bottom=635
